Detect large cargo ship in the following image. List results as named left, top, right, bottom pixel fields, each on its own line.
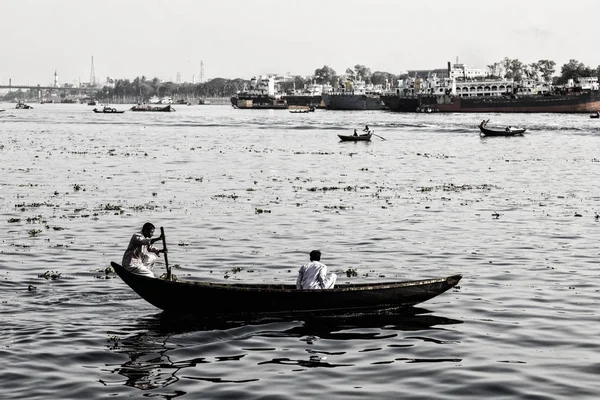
left=231, top=76, right=288, bottom=109
left=421, top=90, right=600, bottom=113
left=382, top=86, right=600, bottom=113
left=322, top=80, right=386, bottom=110
left=382, top=61, right=600, bottom=113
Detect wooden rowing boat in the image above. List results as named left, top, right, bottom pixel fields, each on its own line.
left=111, top=262, right=461, bottom=316
left=338, top=132, right=373, bottom=142
left=479, top=120, right=526, bottom=136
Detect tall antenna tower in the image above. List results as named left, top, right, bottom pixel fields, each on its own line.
left=90, top=56, right=96, bottom=87
left=200, top=61, right=204, bottom=83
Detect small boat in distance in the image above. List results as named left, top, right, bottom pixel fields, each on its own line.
left=479, top=119, right=526, bottom=136
left=110, top=261, right=461, bottom=316
left=289, top=106, right=316, bottom=113
left=130, top=104, right=175, bottom=112
left=16, top=101, right=33, bottom=109
left=93, top=106, right=125, bottom=114
left=590, top=111, right=600, bottom=118
left=338, top=129, right=373, bottom=142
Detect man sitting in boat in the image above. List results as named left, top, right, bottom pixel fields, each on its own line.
left=363, top=125, right=370, bottom=133
left=296, top=250, right=337, bottom=289
left=354, top=129, right=358, bottom=136
left=505, top=126, right=513, bottom=132
left=122, top=223, right=166, bottom=278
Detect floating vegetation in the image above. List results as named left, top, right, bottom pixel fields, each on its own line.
left=178, top=242, right=189, bottom=247
left=324, top=205, right=351, bottom=210
left=416, top=152, right=451, bottom=159
left=52, top=226, right=65, bottom=231
left=213, top=194, right=239, bottom=200
left=28, top=229, right=42, bottom=237
left=15, top=202, right=54, bottom=209
left=255, top=208, right=271, bottom=214
left=346, top=268, right=358, bottom=278
left=72, top=184, right=83, bottom=191
left=308, top=186, right=349, bottom=192
left=419, top=183, right=498, bottom=193
left=131, top=204, right=158, bottom=211
left=26, top=215, right=46, bottom=224
left=38, top=270, right=61, bottom=280
left=102, top=203, right=122, bottom=211
left=8, top=218, right=20, bottom=223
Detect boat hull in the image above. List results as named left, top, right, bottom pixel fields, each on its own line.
left=130, top=105, right=175, bottom=112
left=322, top=94, right=385, bottom=110
left=382, top=91, right=600, bottom=113
left=479, top=126, right=526, bottom=136
left=231, top=95, right=288, bottom=109
left=111, top=262, right=461, bottom=316
left=282, top=95, right=323, bottom=108
left=338, top=133, right=372, bottom=142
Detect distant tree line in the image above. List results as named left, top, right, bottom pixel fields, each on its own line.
left=485, top=58, right=600, bottom=84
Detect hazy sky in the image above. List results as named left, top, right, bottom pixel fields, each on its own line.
left=2, top=0, right=600, bottom=86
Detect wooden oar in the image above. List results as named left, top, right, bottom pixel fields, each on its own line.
left=372, top=132, right=387, bottom=141
left=160, top=227, right=171, bottom=280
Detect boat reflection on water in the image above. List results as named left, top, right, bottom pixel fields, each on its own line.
left=103, top=307, right=462, bottom=392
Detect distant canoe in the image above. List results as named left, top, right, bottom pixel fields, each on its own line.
left=111, top=261, right=461, bottom=316
left=289, top=106, right=316, bottom=114
left=93, top=107, right=125, bottom=114
left=130, top=104, right=175, bottom=112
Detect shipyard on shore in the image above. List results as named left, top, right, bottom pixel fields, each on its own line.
left=230, top=60, right=600, bottom=113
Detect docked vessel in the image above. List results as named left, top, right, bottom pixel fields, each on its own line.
left=148, top=95, right=173, bottom=104
left=382, top=62, right=600, bottom=113
left=130, top=104, right=175, bottom=112
left=231, top=76, right=288, bottom=109
left=282, top=82, right=329, bottom=109
left=322, top=79, right=386, bottom=110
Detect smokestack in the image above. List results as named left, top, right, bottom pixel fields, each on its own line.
left=447, top=61, right=451, bottom=76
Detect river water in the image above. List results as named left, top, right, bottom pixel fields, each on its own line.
left=1, top=103, right=599, bottom=399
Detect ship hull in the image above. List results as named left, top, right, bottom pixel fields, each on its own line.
left=382, top=91, right=600, bottom=113
left=380, top=95, right=421, bottom=112
left=281, top=95, right=323, bottom=108
left=322, top=94, right=385, bottom=110
left=231, top=95, right=288, bottom=109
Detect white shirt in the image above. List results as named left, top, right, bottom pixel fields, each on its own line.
left=296, top=261, right=337, bottom=289
left=122, top=231, right=159, bottom=268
